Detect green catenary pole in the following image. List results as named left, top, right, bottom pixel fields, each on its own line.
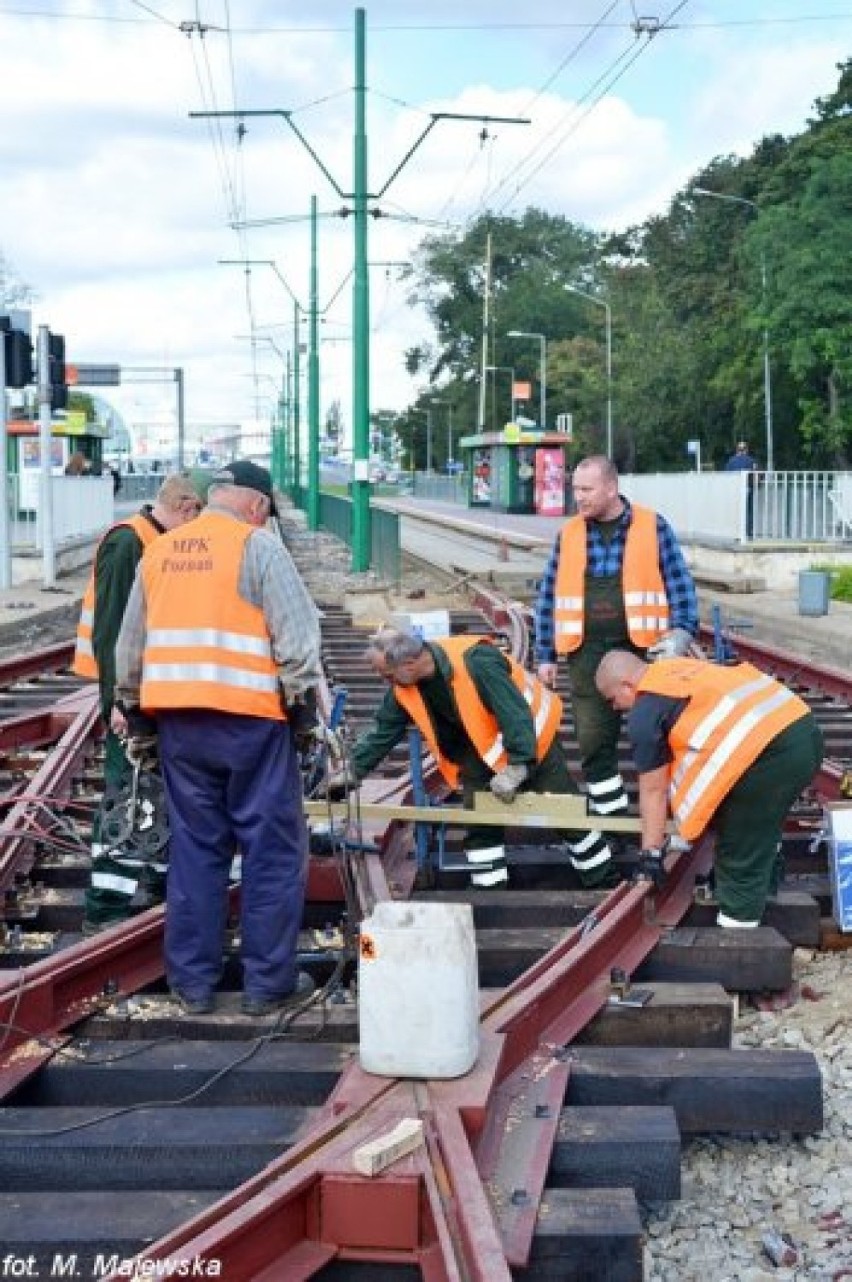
left=307, top=194, right=321, bottom=530
left=292, top=299, right=302, bottom=504
left=351, top=7, right=371, bottom=570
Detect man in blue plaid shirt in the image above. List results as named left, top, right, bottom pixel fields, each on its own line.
left=535, top=456, right=698, bottom=881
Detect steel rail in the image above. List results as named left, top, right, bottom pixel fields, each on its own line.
left=99, top=841, right=713, bottom=1281
left=0, top=687, right=100, bottom=898
left=0, top=639, right=76, bottom=688
left=0, top=596, right=844, bottom=1279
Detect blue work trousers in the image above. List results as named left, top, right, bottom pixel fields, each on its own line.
left=158, top=710, right=308, bottom=1002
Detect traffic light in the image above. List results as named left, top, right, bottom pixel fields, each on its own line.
left=48, top=332, right=67, bottom=411
left=4, top=329, right=34, bottom=389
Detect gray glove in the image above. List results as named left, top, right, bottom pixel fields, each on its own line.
left=646, top=627, right=697, bottom=660
left=489, top=762, right=529, bottom=804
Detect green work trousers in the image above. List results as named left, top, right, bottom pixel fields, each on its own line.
left=83, top=730, right=167, bottom=927
left=712, top=714, right=824, bottom=924
left=461, top=739, right=584, bottom=850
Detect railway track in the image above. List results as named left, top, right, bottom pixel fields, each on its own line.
left=0, top=520, right=848, bottom=1280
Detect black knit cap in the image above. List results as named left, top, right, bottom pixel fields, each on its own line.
left=212, top=460, right=277, bottom=515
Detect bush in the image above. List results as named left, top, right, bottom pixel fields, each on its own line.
left=813, top=564, right=852, bottom=603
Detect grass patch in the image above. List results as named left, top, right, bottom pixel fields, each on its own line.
left=812, top=564, right=852, bottom=602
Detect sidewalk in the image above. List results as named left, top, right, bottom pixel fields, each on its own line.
left=0, top=561, right=89, bottom=647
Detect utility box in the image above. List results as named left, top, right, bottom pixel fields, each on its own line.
left=390, top=609, right=451, bottom=640
left=827, top=804, right=852, bottom=932
left=798, top=570, right=831, bottom=617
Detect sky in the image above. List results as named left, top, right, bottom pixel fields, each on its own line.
left=0, top=0, right=850, bottom=457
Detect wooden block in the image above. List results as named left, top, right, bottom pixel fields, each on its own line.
left=635, top=925, right=792, bottom=992
left=684, top=891, right=821, bottom=949
left=527, top=1187, right=643, bottom=1281
left=551, top=1106, right=681, bottom=1202
left=566, top=1046, right=823, bottom=1135
left=352, top=1117, right=424, bottom=1177
left=574, top=982, right=733, bottom=1048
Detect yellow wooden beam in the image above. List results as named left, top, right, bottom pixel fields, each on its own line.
left=305, top=791, right=659, bottom=833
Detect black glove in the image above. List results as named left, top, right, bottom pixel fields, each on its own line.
left=288, top=688, right=319, bottom=740
left=121, top=706, right=158, bottom=764
left=636, top=847, right=667, bottom=887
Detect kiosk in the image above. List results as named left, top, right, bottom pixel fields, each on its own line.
left=460, top=424, right=572, bottom=514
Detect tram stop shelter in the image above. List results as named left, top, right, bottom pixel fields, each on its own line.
left=459, top=424, right=572, bottom=515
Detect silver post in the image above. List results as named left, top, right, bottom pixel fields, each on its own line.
left=37, top=325, right=56, bottom=588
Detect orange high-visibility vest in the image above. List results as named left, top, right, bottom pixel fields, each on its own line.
left=139, top=511, right=283, bottom=720
left=72, top=513, right=160, bottom=679
left=393, top=636, right=563, bottom=790
left=553, top=504, right=670, bottom=653
left=637, top=658, right=810, bottom=839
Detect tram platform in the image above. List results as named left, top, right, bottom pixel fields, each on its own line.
left=0, top=496, right=849, bottom=674
left=376, top=495, right=852, bottom=674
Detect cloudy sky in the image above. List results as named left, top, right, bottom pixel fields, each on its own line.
left=0, top=0, right=849, bottom=454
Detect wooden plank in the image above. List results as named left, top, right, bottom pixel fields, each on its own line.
left=634, top=925, right=792, bottom=992
left=16, top=1038, right=353, bottom=1106
left=0, top=1105, right=316, bottom=1190
left=0, top=1190, right=222, bottom=1276
left=566, top=1046, right=823, bottom=1134
left=551, top=1106, right=681, bottom=1201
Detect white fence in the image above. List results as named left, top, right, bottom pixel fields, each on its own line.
left=8, top=473, right=113, bottom=549
left=622, top=471, right=852, bottom=544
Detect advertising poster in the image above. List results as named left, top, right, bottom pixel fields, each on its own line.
left=535, top=447, right=565, bottom=516
left=472, top=448, right=492, bottom=505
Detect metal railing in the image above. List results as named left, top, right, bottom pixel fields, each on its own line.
left=622, top=470, right=852, bottom=544
left=317, top=492, right=401, bottom=585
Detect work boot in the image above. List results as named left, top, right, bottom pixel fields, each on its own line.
left=241, top=970, right=316, bottom=1017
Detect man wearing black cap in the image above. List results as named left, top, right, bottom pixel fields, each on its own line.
left=114, top=460, right=323, bottom=1017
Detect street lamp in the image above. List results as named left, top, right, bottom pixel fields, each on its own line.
left=564, top=285, right=612, bottom=458
left=506, top=331, right=547, bottom=429
left=693, top=187, right=773, bottom=472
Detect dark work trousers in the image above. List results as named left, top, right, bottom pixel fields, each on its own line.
left=712, top=714, right=824, bottom=925
left=158, top=710, right=308, bottom=1002
left=565, top=576, right=644, bottom=816
left=462, top=738, right=613, bottom=887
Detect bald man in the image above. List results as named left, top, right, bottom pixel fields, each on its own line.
left=595, top=650, right=823, bottom=927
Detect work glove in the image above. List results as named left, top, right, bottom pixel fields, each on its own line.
left=287, top=688, right=319, bottom=741
left=323, top=765, right=361, bottom=801
left=646, top=628, right=700, bottom=661
left=635, top=847, right=667, bottom=888
left=489, top=762, right=529, bottom=804
left=122, top=707, right=158, bottom=766
left=311, top=722, right=345, bottom=762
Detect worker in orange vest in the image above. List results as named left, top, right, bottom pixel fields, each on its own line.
left=595, top=650, right=824, bottom=926
left=535, top=455, right=699, bottom=874
left=330, top=628, right=620, bottom=889
left=75, top=474, right=204, bottom=933
left=114, top=461, right=323, bottom=1017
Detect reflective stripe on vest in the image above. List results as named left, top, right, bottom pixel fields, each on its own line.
left=140, top=511, right=283, bottom=720
left=637, top=658, right=810, bottom=840
left=72, top=514, right=160, bottom=679
left=553, top=504, right=670, bottom=653
left=393, top=636, right=563, bottom=789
